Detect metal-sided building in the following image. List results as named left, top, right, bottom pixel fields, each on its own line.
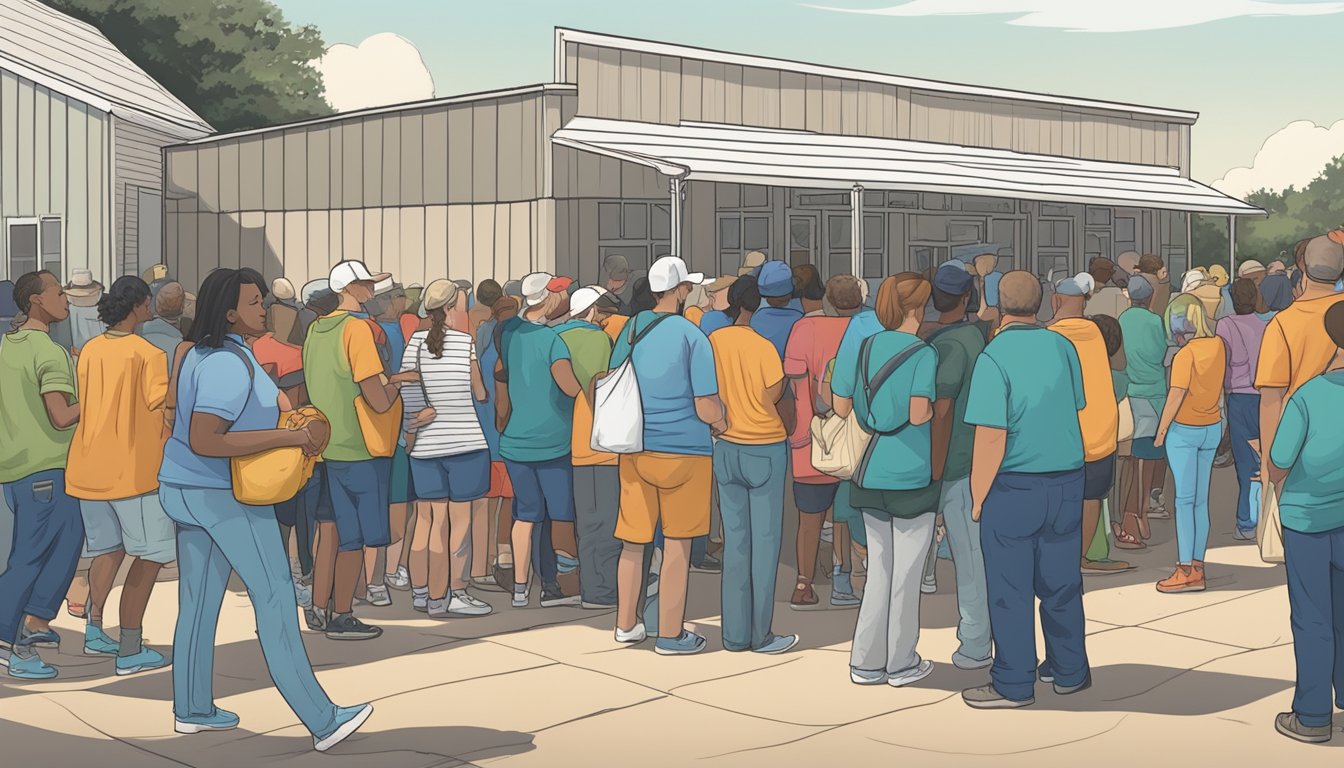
left=163, top=28, right=1256, bottom=291
left=0, top=0, right=212, bottom=285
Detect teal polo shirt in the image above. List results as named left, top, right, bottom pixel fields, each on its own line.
left=964, top=324, right=1086, bottom=475
left=1271, top=371, right=1344, bottom=533
left=498, top=318, right=574, bottom=463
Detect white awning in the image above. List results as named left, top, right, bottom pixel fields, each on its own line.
left=552, top=117, right=1261, bottom=216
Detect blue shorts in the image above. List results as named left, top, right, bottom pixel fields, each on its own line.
left=390, top=444, right=417, bottom=505
left=325, top=457, right=392, bottom=551
left=504, top=456, right=575, bottom=524
left=410, top=450, right=491, bottom=502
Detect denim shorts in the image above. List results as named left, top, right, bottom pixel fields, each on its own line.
left=325, top=457, right=392, bottom=551
left=1083, top=454, right=1116, bottom=501
left=410, top=450, right=490, bottom=503
left=80, top=493, right=176, bottom=564
left=505, top=456, right=576, bottom=524
left=793, top=482, right=839, bottom=514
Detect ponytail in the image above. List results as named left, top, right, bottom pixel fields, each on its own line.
left=427, top=306, right=447, bottom=359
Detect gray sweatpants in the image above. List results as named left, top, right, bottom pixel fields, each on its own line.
left=850, top=512, right=936, bottom=675
left=574, top=465, right=621, bottom=606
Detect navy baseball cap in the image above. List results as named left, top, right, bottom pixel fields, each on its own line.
left=932, top=262, right=974, bottom=295
left=756, top=260, right=795, bottom=298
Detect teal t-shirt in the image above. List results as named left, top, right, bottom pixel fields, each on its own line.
left=1118, top=307, right=1167, bottom=403
left=847, top=330, right=938, bottom=491
left=964, top=324, right=1086, bottom=474
left=498, top=318, right=574, bottom=462
left=1271, top=372, right=1344, bottom=533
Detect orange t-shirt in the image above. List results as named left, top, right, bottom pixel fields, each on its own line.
left=604, top=314, right=630, bottom=344
left=710, top=325, right=787, bottom=445
left=66, top=333, right=169, bottom=500
left=684, top=306, right=705, bottom=327
left=1051, top=318, right=1119, bottom=461
left=1255, top=294, right=1344, bottom=397
left=1171, top=337, right=1227, bottom=426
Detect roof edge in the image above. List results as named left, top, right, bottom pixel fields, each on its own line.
left=554, top=28, right=1199, bottom=125
left=173, top=84, right=579, bottom=148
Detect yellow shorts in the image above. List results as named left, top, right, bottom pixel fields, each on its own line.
left=615, top=452, right=713, bottom=544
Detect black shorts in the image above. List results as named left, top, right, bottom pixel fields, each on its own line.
left=313, top=463, right=336, bottom=522
left=793, top=482, right=839, bottom=514
left=1083, top=455, right=1116, bottom=501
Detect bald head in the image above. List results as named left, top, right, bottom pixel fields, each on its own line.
left=156, top=281, right=185, bottom=319
left=998, top=271, right=1043, bottom=318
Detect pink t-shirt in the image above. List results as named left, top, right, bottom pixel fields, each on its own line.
left=783, top=314, right=850, bottom=484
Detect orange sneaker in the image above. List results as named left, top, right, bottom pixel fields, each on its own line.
left=1156, top=564, right=1206, bottom=594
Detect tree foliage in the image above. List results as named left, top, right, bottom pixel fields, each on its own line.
left=42, top=0, right=331, bottom=132
left=1193, top=155, right=1344, bottom=269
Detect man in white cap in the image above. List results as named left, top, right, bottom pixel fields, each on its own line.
left=550, top=286, right=624, bottom=608
left=1049, top=273, right=1131, bottom=575
left=610, top=256, right=725, bottom=655
left=302, top=260, right=413, bottom=640
left=268, top=278, right=302, bottom=346
left=494, top=271, right=583, bottom=608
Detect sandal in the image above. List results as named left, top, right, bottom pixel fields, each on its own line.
left=1112, top=514, right=1147, bottom=550
left=66, top=602, right=86, bottom=619
left=1137, top=513, right=1152, bottom=541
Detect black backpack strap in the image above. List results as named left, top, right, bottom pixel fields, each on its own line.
left=629, top=312, right=672, bottom=349
left=222, top=338, right=256, bottom=381
left=863, top=338, right=928, bottom=407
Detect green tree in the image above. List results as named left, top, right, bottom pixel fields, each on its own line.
left=43, top=0, right=330, bottom=132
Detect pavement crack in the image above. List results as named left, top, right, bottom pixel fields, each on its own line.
left=667, top=657, right=801, bottom=693
left=47, top=699, right=197, bottom=768
left=866, top=713, right=1129, bottom=755
left=531, top=694, right=668, bottom=732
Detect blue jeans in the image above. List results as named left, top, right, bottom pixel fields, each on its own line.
left=1226, top=394, right=1260, bottom=533
left=981, top=469, right=1089, bottom=701
left=714, top=440, right=788, bottom=651
left=1283, top=526, right=1344, bottom=727
left=0, top=469, right=83, bottom=643
left=1166, top=422, right=1222, bottom=564
left=160, top=484, right=339, bottom=736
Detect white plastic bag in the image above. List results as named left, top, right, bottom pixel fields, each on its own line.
left=591, top=358, right=644, bottom=454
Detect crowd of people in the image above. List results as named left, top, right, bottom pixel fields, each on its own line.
left=0, top=231, right=1342, bottom=749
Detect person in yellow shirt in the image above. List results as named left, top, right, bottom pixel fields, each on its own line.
left=66, top=276, right=172, bottom=674
left=1154, top=303, right=1226, bottom=594
left=709, top=275, right=798, bottom=655
left=1257, top=233, right=1344, bottom=513
left=1048, top=274, right=1130, bottom=574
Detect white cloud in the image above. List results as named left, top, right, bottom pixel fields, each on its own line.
left=804, top=0, right=1344, bottom=33
left=315, top=33, right=435, bottom=113
left=1213, top=120, right=1344, bottom=197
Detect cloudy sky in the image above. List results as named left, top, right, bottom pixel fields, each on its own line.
left=279, top=0, right=1344, bottom=197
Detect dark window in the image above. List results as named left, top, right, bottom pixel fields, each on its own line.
left=887, top=191, right=920, bottom=209
left=8, top=223, right=37, bottom=276
left=1086, top=207, right=1112, bottom=227
left=720, top=217, right=741, bottom=250
left=863, top=190, right=884, bottom=207
left=651, top=205, right=670, bottom=241
left=863, top=214, right=884, bottom=249
left=961, top=196, right=1015, bottom=214
left=623, top=203, right=647, bottom=240
left=598, top=202, right=622, bottom=241
left=744, top=217, right=770, bottom=251
left=828, top=215, right=852, bottom=249
left=923, top=193, right=949, bottom=211
left=40, top=219, right=62, bottom=275
left=742, top=184, right=769, bottom=208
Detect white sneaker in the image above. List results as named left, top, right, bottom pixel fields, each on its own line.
left=887, top=659, right=934, bottom=688
left=850, top=668, right=888, bottom=685
left=411, top=591, right=428, bottom=612
left=448, top=592, right=493, bottom=617
left=511, top=588, right=529, bottom=608
left=294, top=579, right=313, bottom=609
left=615, top=623, right=647, bottom=644
left=426, top=597, right=451, bottom=619
left=385, top=566, right=411, bottom=591
left=365, top=584, right=392, bottom=607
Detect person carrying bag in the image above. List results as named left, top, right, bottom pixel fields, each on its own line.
left=590, top=314, right=670, bottom=454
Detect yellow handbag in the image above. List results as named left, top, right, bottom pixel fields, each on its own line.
left=231, top=407, right=327, bottom=506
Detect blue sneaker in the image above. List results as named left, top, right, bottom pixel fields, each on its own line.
left=84, top=625, right=119, bottom=656
left=1, top=647, right=58, bottom=679
left=17, top=627, right=59, bottom=649
left=116, top=647, right=171, bottom=676
left=175, top=708, right=241, bottom=734
left=654, top=631, right=707, bottom=656
left=314, top=703, right=373, bottom=752
left=753, top=634, right=800, bottom=655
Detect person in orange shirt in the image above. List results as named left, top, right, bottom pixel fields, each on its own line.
left=709, top=276, right=799, bottom=655
left=66, top=276, right=172, bottom=674
left=1048, top=273, right=1130, bottom=574
left=1257, top=233, right=1344, bottom=514
left=1154, top=302, right=1226, bottom=593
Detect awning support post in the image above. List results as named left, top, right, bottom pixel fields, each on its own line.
left=850, top=184, right=864, bottom=278
left=1228, top=214, right=1236, bottom=277
left=670, top=176, right=685, bottom=259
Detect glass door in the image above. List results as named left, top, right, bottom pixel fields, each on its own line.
left=787, top=212, right=819, bottom=269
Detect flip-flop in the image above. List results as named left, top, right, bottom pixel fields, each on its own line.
left=1112, top=520, right=1147, bottom=550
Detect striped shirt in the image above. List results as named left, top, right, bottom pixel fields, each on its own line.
left=399, top=329, right=488, bottom=459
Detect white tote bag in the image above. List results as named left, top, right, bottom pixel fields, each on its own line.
left=591, top=315, right=671, bottom=454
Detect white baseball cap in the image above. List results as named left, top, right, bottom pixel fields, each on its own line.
left=648, top=256, right=704, bottom=293
left=569, top=285, right=622, bottom=317
left=329, top=260, right=390, bottom=293
left=521, top=272, right=575, bottom=307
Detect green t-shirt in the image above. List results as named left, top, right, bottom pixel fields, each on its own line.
left=1118, top=307, right=1167, bottom=403
left=303, top=312, right=379, bottom=462
left=1271, top=372, right=1344, bottom=533
left=557, top=321, right=612, bottom=393
left=1111, top=369, right=1130, bottom=403
left=964, top=325, right=1086, bottom=475
left=0, top=330, right=77, bottom=483
left=498, top=318, right=574, bottom=463
left=929, top=321, right=987, bottom=482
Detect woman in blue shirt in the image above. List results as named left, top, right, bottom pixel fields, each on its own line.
left=831, top=273, right=939, bottom=689
left=158, top=267, right=372, bottom=752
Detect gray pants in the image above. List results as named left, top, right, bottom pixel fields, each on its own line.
left=940, top=477, right=992, bottom=663
left=851, top=512, right=936, bottom=675
left=574, top=465, right=621, bottom=606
